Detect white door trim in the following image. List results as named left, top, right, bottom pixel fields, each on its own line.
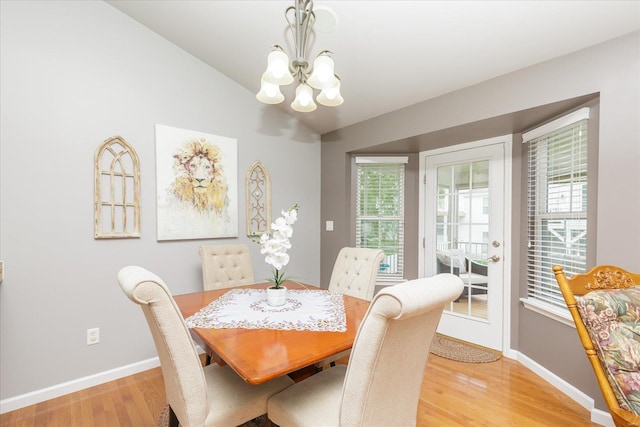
left=418, top=135, right=512, bottom=354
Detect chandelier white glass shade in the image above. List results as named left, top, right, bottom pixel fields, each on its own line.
left=256, top=0, right=343, bottom=112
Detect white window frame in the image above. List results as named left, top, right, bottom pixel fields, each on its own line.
left=520, top=107, right=590, bottom=325
left=355, top=156, right=408, bottom=281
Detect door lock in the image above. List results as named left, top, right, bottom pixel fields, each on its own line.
left=492, top=241, right=501, bottom=248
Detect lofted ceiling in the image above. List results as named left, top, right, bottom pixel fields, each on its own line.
left=105, top=1, right=640, bottom=135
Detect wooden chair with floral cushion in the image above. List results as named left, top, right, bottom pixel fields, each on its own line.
left=553, top=264, right=640, bottom=427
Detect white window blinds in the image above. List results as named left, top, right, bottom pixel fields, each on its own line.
left=355, top=157, right=407, bottom=280
left=524, top=108, right=589, bottom=309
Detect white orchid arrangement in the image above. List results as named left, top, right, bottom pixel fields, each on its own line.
left=259, top=204, right=299, bottom=289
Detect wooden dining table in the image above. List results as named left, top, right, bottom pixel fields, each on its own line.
left=173, top=281, right=370, bottom=384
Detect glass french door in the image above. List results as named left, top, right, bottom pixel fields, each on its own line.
left=422, top=141, right=505, bottom=351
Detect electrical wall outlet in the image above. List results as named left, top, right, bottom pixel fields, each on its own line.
left=87, top=328, right=99, bottom=345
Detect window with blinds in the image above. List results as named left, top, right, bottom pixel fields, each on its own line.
left=524, top=108, right=589, bottom=310
left=355, top=157, right=407, bottom=280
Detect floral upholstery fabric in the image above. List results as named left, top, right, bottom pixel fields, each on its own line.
left=576, top=287, right=640, bottom=415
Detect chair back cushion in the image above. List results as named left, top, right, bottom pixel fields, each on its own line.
left=576, top=287, right=640, bottom=415
left=117, top=266, right=207, bottom=426
left=340, top=274, right=463, bottom=426
left=328, top=247, right=385, bottom=300
left=199, top=244, right=254, bottom=290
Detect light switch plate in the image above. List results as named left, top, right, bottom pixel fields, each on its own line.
left=326, top=221, right=334, bottom=231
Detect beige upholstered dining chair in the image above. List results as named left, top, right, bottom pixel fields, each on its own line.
left=268, top=273, right=464, bottom=427
left=199, top=244, right=256, bottom=365
left=198, top=244, right=254, bottom=291
left=328, top=247, right=385, bottom=300
left=117, top=266, right=293, bottom=427
left=317, top=247, right=385, bottom=370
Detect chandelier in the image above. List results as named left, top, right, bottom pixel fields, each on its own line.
left=256, top=0, right=343, bottom=112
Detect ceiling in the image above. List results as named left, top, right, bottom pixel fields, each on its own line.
left=105, top=1, right=640, bottom=135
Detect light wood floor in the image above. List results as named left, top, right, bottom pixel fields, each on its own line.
left=1, top=354, right=601, bottom=427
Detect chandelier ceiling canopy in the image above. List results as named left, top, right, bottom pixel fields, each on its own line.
left=256, top=0, right=343, bottom=113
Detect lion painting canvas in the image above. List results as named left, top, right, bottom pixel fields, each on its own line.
left=156, top=124, right=238, bottom=240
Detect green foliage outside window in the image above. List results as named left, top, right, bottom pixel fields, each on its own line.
left=356, top=162, right=405, bottom=278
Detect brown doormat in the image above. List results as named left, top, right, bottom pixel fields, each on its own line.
left=429, top=334, right=501, bottom=363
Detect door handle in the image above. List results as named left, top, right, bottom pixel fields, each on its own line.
left=486, top=255, right=500, bottom=263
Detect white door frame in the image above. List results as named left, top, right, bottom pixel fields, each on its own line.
left=418, top=135, right=512, bottom=354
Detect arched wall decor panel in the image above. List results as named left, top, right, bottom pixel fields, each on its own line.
left=94, top=136, right=141, bottom=239
left=246, top=161, right=271, bottom=236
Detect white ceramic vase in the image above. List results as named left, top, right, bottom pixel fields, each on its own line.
left=266, top=286, right=287, bottom=307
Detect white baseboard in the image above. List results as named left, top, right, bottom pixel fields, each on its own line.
left=0, top=345, right=206, bottom=415
left=514, top=351, right=614, bottom=427
left=0, top=357, right=160, bottom=414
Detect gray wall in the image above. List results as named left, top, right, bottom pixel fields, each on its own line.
left=0, top=1, right=321, bottom=401
left=321, top=32, right=640, bottom=412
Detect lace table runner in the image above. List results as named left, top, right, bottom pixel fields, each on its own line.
left=185, top=288, right=347, bottom=332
